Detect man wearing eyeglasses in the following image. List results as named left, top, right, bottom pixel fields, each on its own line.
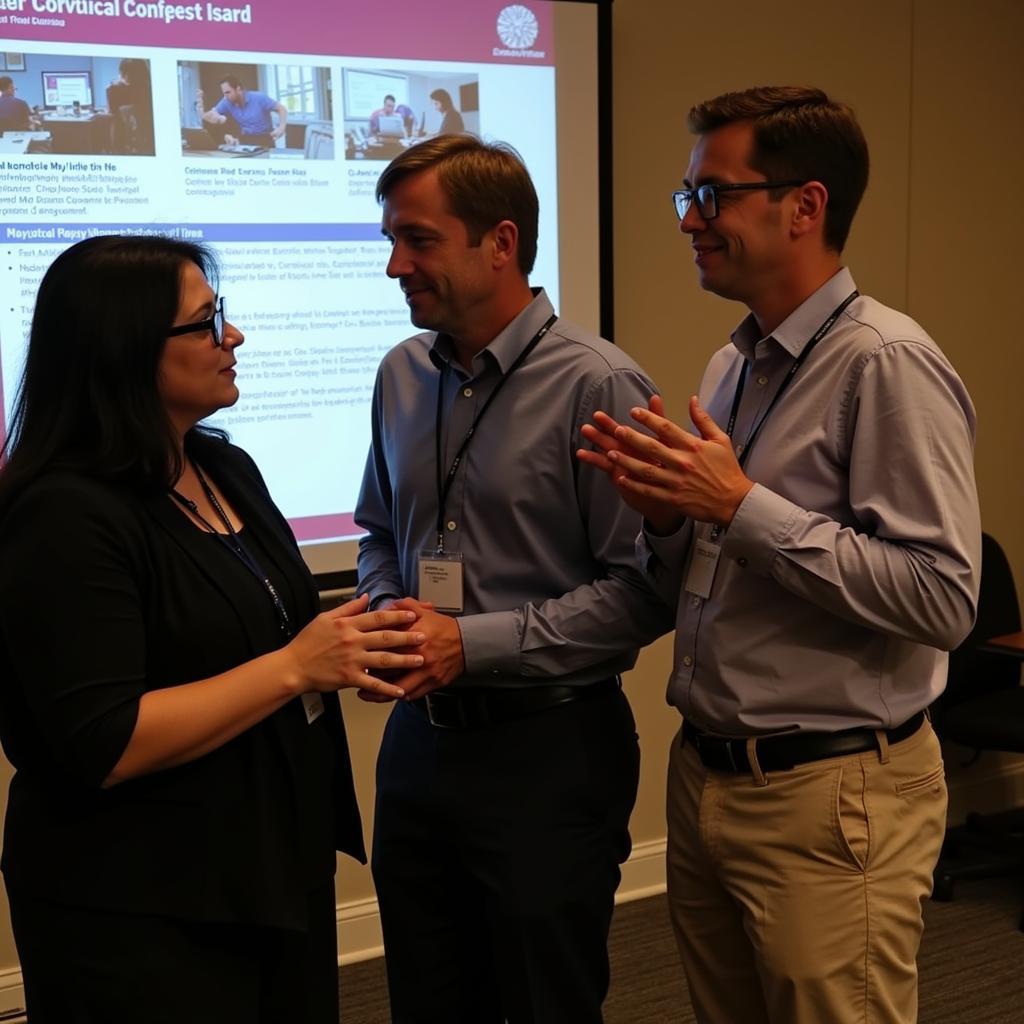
left=579, top=86, right=981, bottom=1023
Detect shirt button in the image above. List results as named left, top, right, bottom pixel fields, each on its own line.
left=690, top=595, right=700, bottom=608
left=462, top=387, right=473, bottom=397
left=757, top=375, right=769, bottom=387
left=737, top=557, right=748, bottom=567
left=447, top=520, right=457, bottom=531
left=735, top=442, right=745, bottom=456
left=682, top=655, right=694, bottom=667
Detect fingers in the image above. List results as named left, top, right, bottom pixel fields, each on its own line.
left=362, top=629, right=427, bottom=651
left=351, top=674, right=405, bottom=700
left=649, top=394, right=665, bottom=417
left=627, top=407, right=697, bottom=450
left=342, top=608, right=419, bottom=631
left=579, top=422, right=631, bottom=459
left=357, top=689, right=397, bottom=703
left=397, top=671, right=441, bottom=701
left=689, top=395, right=727, bottom=442
left=607, top=446, right=675, bottom=485
left=575, top=445, right=615, bottom=475
left=330, top=593, right=370, bottom=617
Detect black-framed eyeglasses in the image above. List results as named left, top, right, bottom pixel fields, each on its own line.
left=671, top=181, right=805, bottom=222
left=166, top=297, right=227, bottom=347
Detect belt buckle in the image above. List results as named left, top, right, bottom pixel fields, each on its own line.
left=423, top=692, right=467, bottom=729
left=424, top=693, right=451, bottom=729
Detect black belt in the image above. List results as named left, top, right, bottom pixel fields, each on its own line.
left=412, top=677, right=619, bottom=730
left=682, top=711, right=926, bottom=774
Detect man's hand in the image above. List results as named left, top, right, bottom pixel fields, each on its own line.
left=271, top=124, right=286, bottom=140
left=581, top=395, right=753, bottom=530
left=578, top=395, right=685, bottom=532
left=357, top=597, right=464, bottom=702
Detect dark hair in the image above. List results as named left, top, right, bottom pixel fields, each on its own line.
left=376, top=134, right=539, bottom=275
left=429, top=88, right=454, bottom=113
left=688, top=85, right=869, bottom=252
left=0, top=77, right=13, bottom=93
left=0, top=235, right=225, bottom=512
left=219, top=75, right=243, bottom=90
left=383, top=94, right=395, bottom=104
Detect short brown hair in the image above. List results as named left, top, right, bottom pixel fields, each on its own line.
left=688, top=86, right=869, bottom=252
left=375, top=134, right=539, bottom=275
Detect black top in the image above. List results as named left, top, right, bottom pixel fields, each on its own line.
left=440, top=108, right=465, bottom=135
left=0, top=438, right=364, bottom=930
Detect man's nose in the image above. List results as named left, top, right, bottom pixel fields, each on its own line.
left=386, top=246, right=411, bottom=279
left=679, top=203, right=707, bottom=236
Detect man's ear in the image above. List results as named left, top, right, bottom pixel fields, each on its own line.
left=790, top=181, right=829, bottom=240
left=490, top=219, right=519, bottom=269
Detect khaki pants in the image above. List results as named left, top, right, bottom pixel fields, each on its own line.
left=666, top=718, right=947, bottom=1024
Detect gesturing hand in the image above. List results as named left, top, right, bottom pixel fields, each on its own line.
left=285, top=593, right=424, bottom=700
left=580, top=395, right=753, bottom=530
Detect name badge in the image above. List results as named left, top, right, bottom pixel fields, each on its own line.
left=418, top=551, right=464, bottom=612
left=685, top=536, right=721, bottom=600
left=301, top=692, right=325, bottom=725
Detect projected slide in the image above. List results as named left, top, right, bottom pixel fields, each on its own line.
left=0, top=1, right=567, bottom=575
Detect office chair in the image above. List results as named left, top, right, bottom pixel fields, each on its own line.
left=303, top=120, right=334, bottom=160
left=931, top=532, right=1024, bottom=929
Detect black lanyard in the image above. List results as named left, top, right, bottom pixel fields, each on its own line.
left=725, top=291, right=858, bottom=467
left=709, top=291, right=858, bottom=542
left=170, top=462, right=293, bottom=638
left=434, top=313, right=558, bottom=551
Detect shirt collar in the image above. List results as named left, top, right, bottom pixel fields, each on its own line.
left=429, top=288, right=554, bottom=376
left=730, top=267, right=857, bottom=360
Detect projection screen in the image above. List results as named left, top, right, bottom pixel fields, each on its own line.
left=0, top=0, right=609, bottom=586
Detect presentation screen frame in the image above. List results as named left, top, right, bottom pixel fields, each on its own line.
left=0, top=0, right=614, bottom=594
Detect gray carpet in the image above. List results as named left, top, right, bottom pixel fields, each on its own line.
left=339, top=875, right=1024, bottom=1022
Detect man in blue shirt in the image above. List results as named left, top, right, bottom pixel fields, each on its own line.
left=196, top=76, right=287, bottom=147
left=0, top=77, right=33, bottom=133
left=369, top=93, right=414, bottom=137
left=356, top=134, right=673, bottom=1023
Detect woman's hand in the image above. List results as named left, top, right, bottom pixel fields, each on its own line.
left=283, top=594, right=424, bottom=699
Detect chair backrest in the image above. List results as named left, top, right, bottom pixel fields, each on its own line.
left=937, top=532, right=1021, bottom=719
left=303, top=120, right=333, bottom=159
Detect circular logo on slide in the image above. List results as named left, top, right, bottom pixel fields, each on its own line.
left=497, top=5, right=539, bottom=49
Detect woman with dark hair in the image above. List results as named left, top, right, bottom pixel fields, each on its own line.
left=429, top=87, right=464, bottom=135
left=0, top=235, right=424, bottom=1023
left=106, top=57, right=154, bottom=154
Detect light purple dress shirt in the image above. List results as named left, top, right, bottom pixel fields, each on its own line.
left=640, top=268, right=981, bottom=734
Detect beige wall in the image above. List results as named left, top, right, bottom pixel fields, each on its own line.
left=1, top=0, right=1021, bottom=986
left=609, top=0, right=1024, bottom=854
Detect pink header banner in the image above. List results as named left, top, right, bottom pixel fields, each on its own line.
left=0, top=0, right=555, bottom=65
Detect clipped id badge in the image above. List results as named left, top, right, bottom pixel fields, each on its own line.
left=684, top=525, right=721, bottom=600
left=418, top=550, right=464, bottom=612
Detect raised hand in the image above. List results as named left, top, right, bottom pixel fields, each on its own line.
left=580, top=395, right=753, bottom=532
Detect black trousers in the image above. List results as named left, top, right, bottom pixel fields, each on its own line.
left=372, top=686, right=641, bottom=1024
left=8, top=881, right=339, bottom=1024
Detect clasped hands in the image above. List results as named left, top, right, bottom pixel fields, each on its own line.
left=357, top=597, right=465, bottom=704
left=576, top=394, right=754, bottom=533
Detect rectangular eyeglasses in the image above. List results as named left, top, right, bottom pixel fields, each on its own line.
left=166, top=297, right=227, bottom=347
left=671, top=181, right=805, bottom=221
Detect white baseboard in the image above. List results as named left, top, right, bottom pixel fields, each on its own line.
left=2, top=763, right=1020, bottom=1009
left=336, top=837, right=669, bottom=966
left=335, top=759, right=1024, bottom=966
left=0, top=966, right=26, bottom=1021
